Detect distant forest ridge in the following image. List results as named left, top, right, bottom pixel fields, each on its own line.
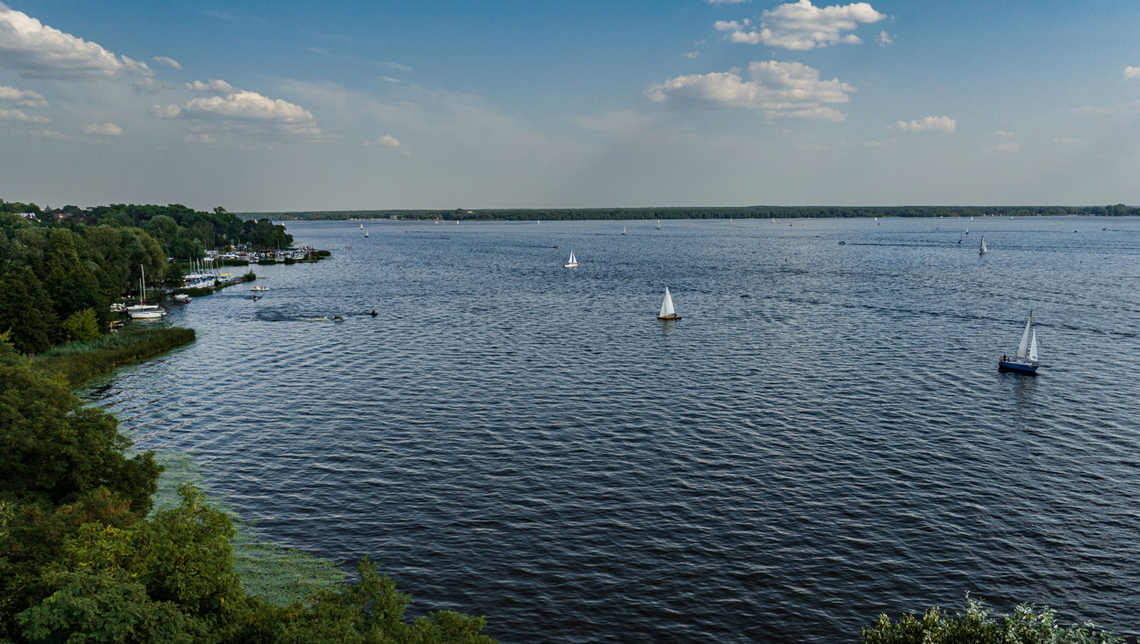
left=238, top=204, right=1136, bottom=221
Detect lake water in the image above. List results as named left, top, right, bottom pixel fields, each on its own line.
left=87, top=216, right=1140, bottom=643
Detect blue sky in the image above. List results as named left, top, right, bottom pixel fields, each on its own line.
left=1, top=0, right=1139, bottom=210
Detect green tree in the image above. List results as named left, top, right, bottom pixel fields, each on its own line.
left=60, top=309, right=101, bottom=343
left=0, top=267, right=58, bottom=353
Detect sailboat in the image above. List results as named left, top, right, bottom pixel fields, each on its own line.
left=129, top=265, right=166, bottom=319
left=563, top=249, right=578, bottom=268
left=656, top=220, right=661, bottom=230
left=359, top=223, right=364, bottom=229
left=999, top=311, right=1039, bottom=373
left=657, top=287, right=681, bottom=320
left=979, top=236, right=988, bottom=254
left=622, top=226, right=627, bottom=235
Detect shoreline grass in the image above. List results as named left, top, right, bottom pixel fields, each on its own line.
left=33, top=326, right=196, bottom=386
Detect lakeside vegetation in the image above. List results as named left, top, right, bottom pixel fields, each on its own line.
left=863, top=598, right=1120, bottom=644
left=239, top=204, right=1137, bottom=222
left=31, top=327, right=196, bottom=387
left=0, top=334, right=500, bottom=644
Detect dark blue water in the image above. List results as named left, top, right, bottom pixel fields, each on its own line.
left=87, top=217, right=1140, bottom=643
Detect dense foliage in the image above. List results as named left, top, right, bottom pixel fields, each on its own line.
left=0, top=201, right=293, bottom=256
left=863, top=598, right=1120, bottom=644
left=245, top=204, right=1138, bottom=222
left=0, top=336, right=498, bottom=644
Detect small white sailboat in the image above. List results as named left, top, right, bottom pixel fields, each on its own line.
left=622, top=226, right=627, bottom=236
left=563, top=249, right=578, bottom=268
left=979, top=236, right=988, bottom=254
left=999, top=311, right=1040, bottom=373
left=128, top=265, right=166, bottom=319
left=656, top=220, right=661, bottom=230
left=359, top=223, right=364, bottom=229
left=657, top=287, right=681, bottom=320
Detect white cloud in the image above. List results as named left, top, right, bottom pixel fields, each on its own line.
left=1124, top=66, right=1140, bottom=80
left=894, top=116, right=956, bottom=132
left=0, top=3, right=152, bottom=79
left=1073, top=100, right=1140, bottom=116
left=364, top=134, right=399, bottom=147
left=82, top=122, right=122, bottom=136
left=991, top=130, right=1014, bottom=137
left=716, top=0, right=885, bottom=50
left=0, top=107, right=48, bottom=122
left=184, top=133, right=214, bottom=144
left=877, top=31, right=892, bottom=46
left=152, top=56, right=181, bottom=70
left=152, top=86, right=329, bottom=141
left=186, top=79, right=235, bottom=93
left=28, top=128, right=71, bottom=140
left=1052, top=137, right=1087, bottom=146
left=646, top=60, right=854, bottom=121
left=683, top=51, right=700, bottom=58
left=984, top=142, right=1018, bottom=153
left=0, top=84, right=46, bottom=106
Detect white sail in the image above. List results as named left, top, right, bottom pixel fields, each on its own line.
left=1028, top=330, right=1038, bottom=362
left=980, top=236, right=987, bottom=253
left=1016, top=314, right=1032, bottom=359
left=659, top=287, right=675, bottom=318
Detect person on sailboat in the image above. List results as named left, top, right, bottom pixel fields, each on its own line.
left=370, top=309, right=378, bottom=317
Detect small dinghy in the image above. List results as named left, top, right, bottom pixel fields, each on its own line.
left=657, top=287, right=681, bottom=320
left=999, top=312, right=1040, bottom=374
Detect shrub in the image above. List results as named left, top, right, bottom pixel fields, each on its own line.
left=60, top=309, right=100, bottom=343
left=863, top=597, right=1122, bottom=644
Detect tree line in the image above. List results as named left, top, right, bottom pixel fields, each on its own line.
left=0, top=205, right=293, bottom=355
left=243, top=204, right=1137, bottom=222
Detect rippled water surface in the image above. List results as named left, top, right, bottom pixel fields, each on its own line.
left=88, top=217, right=1140, bottom=643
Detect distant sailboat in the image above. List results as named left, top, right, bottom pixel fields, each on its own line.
left=563, top=249, right=578, bottom=268
left=360, top=223, right=364, bottom=229
left=999, top=312, right=1040, bottom=373
left=622, top=226, right=627, bottom=235
left=657, top=287, right=681, bottom=320
left=979, top=236, right=988, bottom=254
left=656, top=220, right=661, bottom=230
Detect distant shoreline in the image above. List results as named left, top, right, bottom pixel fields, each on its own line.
left=235, top=205, right=1136, bottom=222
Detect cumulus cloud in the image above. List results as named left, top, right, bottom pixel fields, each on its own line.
left=0, top=107, right=48, bottom=122
left=82, top=122, right=122, bottom=136
left=0, top=3, right=153, bottom=79
left=715, top=0, right=885, bottom=50
left=186, top=79, right=235, bottom=93
left=364, top=134, right=399, bottom=147
left=152, top=56, right=181, bottom=70
left=984, top=142, right=1018, bottom=153
left=894, top=116, right=956, bottom=132
left=646, top=60, right=854, bottom=121
left=0, top=84, right=46, bottom=106
left=877, top=31, right=892, bottom=46
left=1124, top=66, right=1140, bottom=80
left=152, top=84, right=329, bottom=141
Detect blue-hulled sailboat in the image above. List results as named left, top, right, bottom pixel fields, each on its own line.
left=999, top=312, right=1039, bottom=373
